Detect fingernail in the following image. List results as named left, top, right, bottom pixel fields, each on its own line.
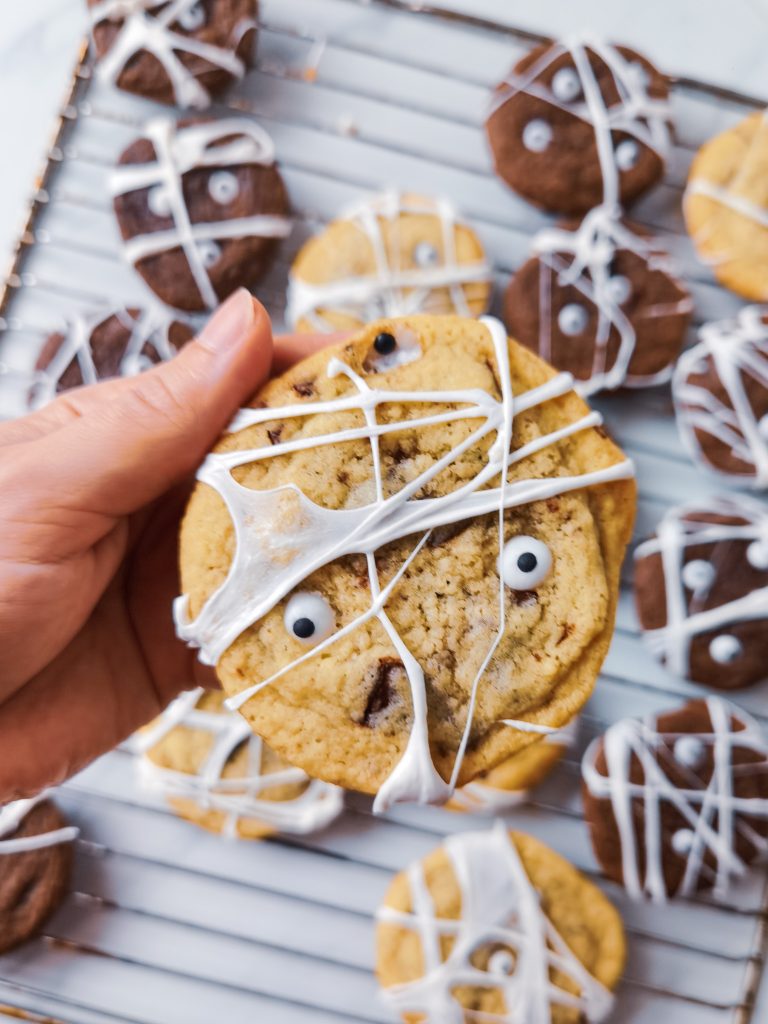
left=198, top=288, right=256, bottom=354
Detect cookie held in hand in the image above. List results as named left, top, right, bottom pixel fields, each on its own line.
left=111, top=117, right=291, bottom=312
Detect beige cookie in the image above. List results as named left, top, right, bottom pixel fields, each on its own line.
left=176, top=314, right=635, bottom=810
left=287, top=191, right=492, bottom=332
left=684, top=111, right=768, bottom=301
left=447, top=716, right=577, bottom=813
left=376, top=825, right=625, bottom=1022
left=139, top=689, right=344, bottom=838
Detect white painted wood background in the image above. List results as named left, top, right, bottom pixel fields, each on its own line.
left=1, top=1, right=768, bottom=1021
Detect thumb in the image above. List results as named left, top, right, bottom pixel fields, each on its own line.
left=19, top=289, right=271, bottom=521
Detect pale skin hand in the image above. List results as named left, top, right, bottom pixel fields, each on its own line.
left=0, top=290, right=333, bottom=803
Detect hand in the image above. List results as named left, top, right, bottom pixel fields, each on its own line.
left=0, top=291, right=333, bottom=802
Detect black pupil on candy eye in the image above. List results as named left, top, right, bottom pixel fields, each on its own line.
left=374, top=332, right=397, bottom=355
left=293, top=617, right=315, bottom=639
left=517, top=552, right=537, bottom=573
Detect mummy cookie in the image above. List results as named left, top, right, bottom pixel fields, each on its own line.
left=486, top=36, right=672, bottom=214
left=0, top=795, right=78, bottom=953
left=111, top=117, right=291, bottom=312
left=673, top=307, right=768, bottom=489
left=376, top=824, right=624, bottom=1022
left=582, top=697, right=768, bottom=901
left=447, top=717, right=578, bottom=813
left=88, top=0, right=257, bottom=109
left=505, top=208, right=691, bottom=394
left=634, top=496, right=768, bottom=690
left=684, top=111, right=768, bottom=301
left=29, top=307, right=193, bottom=409
left=137, top=688, right=344, bottom=838
left=175, top=314, right=635, bottom=810
left=287, top=192, right=492, bottom=333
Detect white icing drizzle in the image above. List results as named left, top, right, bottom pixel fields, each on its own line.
left=634, top=495, right=768, bottom=679
left=135, top=688, right=344, bottom=837
left=110, top=117, right=291, bottom=311
left=28, top=306, right=183, bottom=410
left=582, top=696, right=768, bottom=902
left=286, top=191, right=492, bottom=332
left=89, top=0, right=256, bottom=109
left=672, top=305, right=768, bottom=489
left=174, top=316, right=634, bottom=811
left=451, top=718, right=578, bottom=814
left=530, top=205, right=691, bottom=395
left=0, top=791, right=79, bottom=855
left=490, top=34, right=672, bottom=208
left=377, top=822, right=615, bottom=1021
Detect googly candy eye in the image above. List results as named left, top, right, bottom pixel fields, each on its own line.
left=605, top=275, right=632, bottom=306
left=197, top=240, right=222, bottom=269
left=709, top=633, right=743, bottom=665
left=178, top=2, right=207, bottom=31
left=615, top=139, right=640, bottom=171
left=365, top=328, right=422, bottom=372
left=671, top=828, right=696, bottom=855
left=557, top=303, right=589, bottom=337
left=499, top=536, right=552, bottom=590
left=147, top=185, right=173, bottom=218
left=522, top=119, right=553, bottom=153
left=284, top=592, right=335, bottom=645
left=551, top=67, right=582, bottom=102
left=673, top=735, right=706, bottom=770
left=487, top=949, right=516, bottom=976
left=412, top=241, right=439, bottom=268
left=681, top=559, right=715, bottom=591
left=747, top=539, right=768, bottom=571
left=208, top=170, right=240, bottom=206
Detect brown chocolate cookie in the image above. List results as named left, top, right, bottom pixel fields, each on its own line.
left=0, top=800, right=75, bottom=954
left=634, top=496, right=768, bottom=690
left=582, top=697, right=768, bottom=901
left=30, top=307, right=193, bottom=409
left=505, top=208, right=691, bottom=394
left=88, top=0, right=257, bottom=109
left=673, top=306, right=768, bottom=489
left=111, top=117, right=291, bottom=312
left=486, top=37, right=672, bottom=214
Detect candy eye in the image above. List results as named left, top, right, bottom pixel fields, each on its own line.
left=615, top=139, right=640, bottom=171
left=197, top=240, right=222, bottom=268
left=551, top=67, right=582, bottom=102
left=499, top=536, right=552, bottom=590
left=557, top=303, right=589, bottom=336
left=413, top=241, right=439, bottom=268
left=284, top=592, right=335, bottom=645
left=673, top=735, right=706, bottom=770
left=605, top=275, right=631, bottom=306
left=747, top=539, right=768, bottom=571
left=671, top=828, right=695, bottom=856
left=208, top=170, right=240, bottom=206
left=522, top=119, right=553, bottom=153
left=365, top=328, right=422, bottom=372
left=488, top=949, right=516, bottom=977
left=709, top=634, right=743, bottom=665
left=178, top=2, right=207, bottom=30
left=681, top=559, right=715, bottom=591
left=148, top=185, right=172, bottom=218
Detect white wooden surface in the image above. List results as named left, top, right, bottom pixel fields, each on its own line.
left=1, top=1, right=767, bottom=1021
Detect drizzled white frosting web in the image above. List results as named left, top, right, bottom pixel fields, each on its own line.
left=89, top=0, right=256, bottom=109
left=174, top=316, right=634, bottom=811
left=673, top=305, right=768, bottom=489
left=110, top=117, right=292, bottom=311
left=634, top=495, right=768, bottom=680
left=286, top=191, right=492, bottom=332
left=136, top=687, right=344, bottom=837
left=490, top=34, right=672, bottom=209
left=528, top=205, right=691, bottom=395
left=28, top=306, right=185, bottom=410
left=0, top=791, right=79, bottom=856
left=582, top=696, right=768, bottom=902
left=377, top=822, right=615, bottom=1022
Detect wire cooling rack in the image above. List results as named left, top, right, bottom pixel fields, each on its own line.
left=1, top=1, right=768, bottom=1021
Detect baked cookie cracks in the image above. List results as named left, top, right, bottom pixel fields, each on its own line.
left=175, top=314, right=635, bottom=810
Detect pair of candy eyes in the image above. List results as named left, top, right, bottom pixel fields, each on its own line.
left=148, top=170, right=241, bottom=218
left=556, top=276, right=633, bottom=337
left=523, top=117, right=641, bottom=171
left=284, top=536, right=552, bottom=643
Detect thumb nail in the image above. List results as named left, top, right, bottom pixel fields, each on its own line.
left=197, top=288, right=257, bottom=355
